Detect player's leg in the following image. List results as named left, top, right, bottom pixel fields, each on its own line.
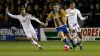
left=63, top=25, right=75, bottom=49
left=65, top=33, right=76, bottom=50
left=28, top=37, right=43, bottom=50
left=25, top=31, right=43, bottom=50
left=76, top=24, right=83, bottom=50
left=69, top=26, right=79, bottom=44
left=68, top=24, right=78, bottom=45
left=57, top=27, right=71, bottom=48
left=58, top=32, right=70, bottom=46
left=31, top=30, right=43, bottom=50
left=77, top=32, right=83, bottom=50
left=71, top=30, right=82, bottom=50
left=70, top=30, right=78, bottom=44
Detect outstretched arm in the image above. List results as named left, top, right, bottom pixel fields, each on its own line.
left=77, top=10, right=88, bottom=20
left=31, top=16, right=42, bottom=24
left=30, top=16, right=47, bottom=27
left=6, top=8, right=18, bottom=19
left=45, top=12, right=53, bottom=26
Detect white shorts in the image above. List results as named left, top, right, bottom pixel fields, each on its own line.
left=68, top=23, right=81, bottom=32
left=24, top=28, right=37, bottom=39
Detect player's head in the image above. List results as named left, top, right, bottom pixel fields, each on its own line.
left=70, top=1, right=75, bottom=9
left=20, top=8, right=26, bottom=15
left=53, top=3, right=59, bottom=11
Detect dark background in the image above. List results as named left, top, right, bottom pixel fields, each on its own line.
left=0, top=0, right=100, bottom=28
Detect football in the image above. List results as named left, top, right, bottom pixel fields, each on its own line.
left=63, top=45, right=69, bottom=51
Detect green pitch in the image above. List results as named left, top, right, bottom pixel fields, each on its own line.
left=0, top=41, right=100, bottom=56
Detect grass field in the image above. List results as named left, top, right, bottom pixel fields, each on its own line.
left=0, top=41, right=100, bottom=56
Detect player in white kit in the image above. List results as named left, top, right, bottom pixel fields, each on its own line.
left=66, top=2, right=88, bottom=50
left=6, top=8, right=46, bottom=50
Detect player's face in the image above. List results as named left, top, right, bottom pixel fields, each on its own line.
left=21, top=10, right=26, bottom=16
left=70, top=3, right=75, bottom=9
left=53, top=5, right=59, bottom=11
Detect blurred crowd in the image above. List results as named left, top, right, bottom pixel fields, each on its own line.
left=0, top=0, right=100, bottom=28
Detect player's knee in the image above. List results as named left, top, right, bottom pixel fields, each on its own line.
left=65, top=33, right=72, bottom=40
left=58, top=32, right=65, bottom=38
left=58, top=34, right=63, bottom=38
left=33, top=38, right=38, bottom=41
left=77, top=32, right=82, bottom=38
left=29, top=37, right=33, bottom=41
left=74, top=37, right=78, bottom=44
left=72, top=30, right=75, bottom=33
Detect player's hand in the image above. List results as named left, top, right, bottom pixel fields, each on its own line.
left=40, top=22, right=47, bottom=27
left=6, top=7, right=9, bottom=12
left=44, top=23, right=48, bottom=27
left=85, top=16, right=88, bottom=19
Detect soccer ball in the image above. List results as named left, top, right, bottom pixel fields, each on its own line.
left=63, top=45, right=69, bottom=51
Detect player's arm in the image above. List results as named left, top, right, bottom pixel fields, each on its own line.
left=65, top=10, right=70, bottom=17
left=77, top=10, right=88, bottom=20
left=30, top=16, right=46, bottom=26
left=46, top=12, right=53, bottom=26
left=61, top=9, right=67, bottom=23
left=6, top=8, right=18, bottom=19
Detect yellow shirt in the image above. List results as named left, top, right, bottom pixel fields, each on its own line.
left=47, top=9, right=67, bottom=28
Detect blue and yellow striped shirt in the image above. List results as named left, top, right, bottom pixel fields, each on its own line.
left=47, top=9, right=67, bottom=28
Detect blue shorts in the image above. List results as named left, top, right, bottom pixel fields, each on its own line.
left=56, top=25, right=69, bottom=33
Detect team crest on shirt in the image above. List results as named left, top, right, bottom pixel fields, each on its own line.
left=69, top=11, right=76, bottom=16
left=22, top=18, right=28, bottom=23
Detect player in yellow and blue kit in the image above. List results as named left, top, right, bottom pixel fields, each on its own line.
left=46, top=3, right=75, bottom=49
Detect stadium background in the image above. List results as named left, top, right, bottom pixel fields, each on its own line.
left=0, top=0, right=100, bottom=41
left=0, top=0, right=100, bottom=28
left=0, top=0, right=100, bottom=56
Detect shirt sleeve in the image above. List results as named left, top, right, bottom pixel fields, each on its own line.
left=77, top=10, right=86, bottom=20
left=30, top=16, right=42, bottom=24
left=6, top=12, right=18, bottom=19
left=65, top=9, right=70, bottom=17
left=47, top=11, right=53, bottom=19
left=61, top=9, right=67, bottom=16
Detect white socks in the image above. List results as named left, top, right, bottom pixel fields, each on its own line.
left=32, top=40, right=41, bottom=48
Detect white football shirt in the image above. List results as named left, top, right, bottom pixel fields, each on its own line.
left=66, top=8, right=86, bottom=24
left=6, top=12, right=42, bottom=31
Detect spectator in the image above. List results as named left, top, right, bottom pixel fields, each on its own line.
left=78, top=2, right=84, bottom=13
left=17, top=0, right=21, bottom=6
left=83, top=0, right=90, bottom=13
left=45, top=0, right=50, bottom=6
left=33, top=4, right=40, bottom=17
left=95, top=3, right=100, bottom=27
left=63, top=4, right=68, bottom=10
left=0, top=0, right=99, bottom=27
left=24, top=0, right=30, bottom=8
left=48, top=5, right=53, bottom=13
left=17, top=6, right=21, bottom=14
left=6, top=0, right=11, bottom=5
left=10, top=5, right=14, bottom=13
left=27, top=5, right=33, bottom=14
left=4, top=14, right=9, bottom=27
left=39, top=14, right=44, bottom=22
left=0, top=0, right=4, bottom=5
left=29, top=0, right=35, bottom=7
left=43, top=5, right=49, bottom=15
left=0, top=5, right=3, bottom=13
left=15, top=0, right=22, bottom=14
left=0, top=14, right=4, bottom=27
left=95, top=4, right=100, bottom=13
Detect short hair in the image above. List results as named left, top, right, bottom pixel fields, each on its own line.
left=70, top=1, right=75, bottom=4
left=21, top=8, right=25, bottom=11
left=53, top=3, right=59, bottom=6
left=20, top=8, right=25, bottom=12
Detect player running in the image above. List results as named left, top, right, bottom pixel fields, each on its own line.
left=6, top=8, right=46, bottom=50
left=45, top=3, right=75, bottom=49
left=66, top=1, right=88, bottom=50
